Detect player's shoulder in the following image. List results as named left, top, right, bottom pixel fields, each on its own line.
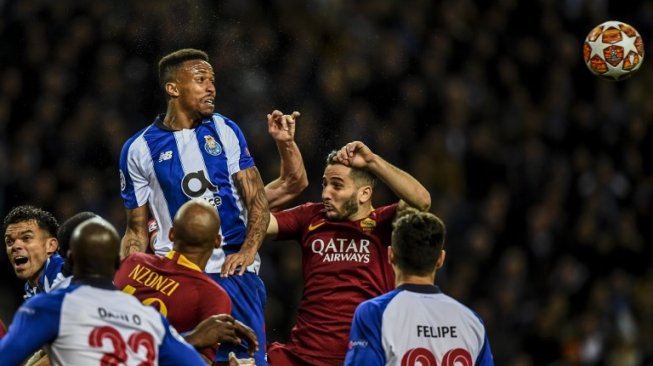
left=297, top=202, right=325, bottom=214
left=355, top=288, right=402, bottom=317
left=123, top=124, right=152, bottom=146
left=22, top=283, right=81, bottom=311
left=207, top=112, right=238, bottom=128
left=438, top=292, right=487, bottom=325
left=124, top=252, right=159, bottom=264
left=370, top=203, right=399, bottom=220
left=120, top=124, right=158, bottom=161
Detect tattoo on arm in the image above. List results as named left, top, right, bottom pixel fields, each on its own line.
left=235, top=167, right=270, bottom=251
left=121, top=206, right=149, bottom=258
left=124, top=239, right=145, bottom=257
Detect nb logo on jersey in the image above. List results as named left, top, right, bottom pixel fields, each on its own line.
left=158, top=151, right=173, bottom=162
left=181, top=170, right=221, bottom=207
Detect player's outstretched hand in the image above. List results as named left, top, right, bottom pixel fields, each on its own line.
left=267, top=110, right=300, bottom=143
left=229, top=352, right=257, bottom=366
left=221, top=249, right=256, bottom=277
left=335, top=141, right=375, bottom=168
left=234, top=320, right=259, bottom=356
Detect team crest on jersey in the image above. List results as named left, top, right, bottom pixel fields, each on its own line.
left=119, top=170, right=126, bottom=192
left=203, top=135, right=222, bottom=156
left=360, top=217, right=376, bottom=231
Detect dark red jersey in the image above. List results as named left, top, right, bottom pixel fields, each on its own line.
left=273, top=202, right=397, bottom=362
left=114, top=251, right=231, bottom=360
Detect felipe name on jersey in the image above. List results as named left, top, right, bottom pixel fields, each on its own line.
left=310, top=238, right=371, bottom=263
left=416, top=325, right=458, bottom=338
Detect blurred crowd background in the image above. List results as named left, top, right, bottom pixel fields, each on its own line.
left=1, top=0, right=653, bottom=364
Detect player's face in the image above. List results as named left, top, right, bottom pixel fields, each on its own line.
left=4, top=220, right=57, bottom=283
left=321, top=164, right=360, bottom=221
left=175, top=60, right=216, bottom=117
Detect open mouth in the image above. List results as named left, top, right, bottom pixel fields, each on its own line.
left=13, top=256, right=28, bottom=268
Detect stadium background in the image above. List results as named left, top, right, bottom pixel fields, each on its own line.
left=1, top=1, right=653, bottom=364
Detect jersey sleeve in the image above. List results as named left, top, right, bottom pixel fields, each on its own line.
left=272, top=203, right=312, bottom=240
left=344, top=300, right=385, bottom=366
left=0, top=293, right=63, bottom=364
left=119, top=131, right=152, bottom=209
left=157, top=315, right=206, bottom=366
left=475, top=325, right=494, bottom=365
left=219, top=115, right=255, bottom=173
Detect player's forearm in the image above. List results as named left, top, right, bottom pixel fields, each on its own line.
left=243, top=189, right=270, bottom=252
left=121, top=207, right=150, bottom=258
left=367, top=154, right=431, bottom=211
left=237, top=168, right=271, bottom=252
left=120, top=232, right=148, bottom=259
left=265, top=140, right=308, bottom=211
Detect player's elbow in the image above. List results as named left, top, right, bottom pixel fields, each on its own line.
left=415, top=191, right=431, bottom=212
left=286, top=172, right=309, bottom=196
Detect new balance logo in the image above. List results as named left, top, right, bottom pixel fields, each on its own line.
left=158, top=151, right=173, bottom=162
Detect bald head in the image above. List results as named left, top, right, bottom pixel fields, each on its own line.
left=69, top=217, right=121, bottom=280
left=170, top=200, right=221, bottom=254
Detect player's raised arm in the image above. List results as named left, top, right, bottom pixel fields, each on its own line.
left=335, top=141, right=431, bottom=212
left=222, top=167, right=270, bottom=277
left=264, top=110, right=308, bottom=212
left=120, top=205, right=149, bottom=259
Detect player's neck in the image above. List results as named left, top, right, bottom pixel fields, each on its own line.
left=395, top=273, right=436, bottom=287
left=349, top=206, right=373, bottom=221
left=164, top=106, right=200, bottom=130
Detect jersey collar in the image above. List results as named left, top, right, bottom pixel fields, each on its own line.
left=398, top=283, right=442, bottom=294
left=165, top=250, right=202, bottom=272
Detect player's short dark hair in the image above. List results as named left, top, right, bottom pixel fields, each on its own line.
left=391, top=210, right=446, bottom=276
left=325, top=150, right=377, bottom=189
left=2, top=205, right=59, bottom=238
left=57, top=211, right=98, bottom=275
left=158, top=48, right=209, bottom=89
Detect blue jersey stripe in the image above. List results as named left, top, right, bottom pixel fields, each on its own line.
left=196, top=122, right=247, bottom=246
left=119, top=127, right=149, bottom=209
left=146, top=127, right=187, bottom=221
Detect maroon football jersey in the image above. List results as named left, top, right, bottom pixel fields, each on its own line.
left=114, top=251, right=231, bottom=360
left=273, top=202, right=397, bottom=362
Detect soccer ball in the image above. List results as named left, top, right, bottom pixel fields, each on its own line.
left=583, top=20, right=645, bottom=81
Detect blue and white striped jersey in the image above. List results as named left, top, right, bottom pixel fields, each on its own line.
left=0, top=281, right=205, bottom=366
left=119, top=113, right=259, bottom=274
left=345, top=284, right=494, bottom=366
left=24, top=253, right=65, bottom=299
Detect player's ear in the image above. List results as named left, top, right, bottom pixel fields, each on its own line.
left=358, top=185, right=372, bottom=204
left=168, top=227, right=175, bottom=242
left=388, top=246, right=396, bottom=266
left=435, top=250, right=446, bottom=269
left=214, top=235, right=222, bottom=249
left=165, top=82, right=179, bottom=98
left=46, top=237, right=59, bottom=256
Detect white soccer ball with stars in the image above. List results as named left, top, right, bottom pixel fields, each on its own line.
left=583, top=20, right=645, bottom=81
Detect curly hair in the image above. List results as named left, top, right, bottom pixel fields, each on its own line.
left=2, top=205, right=59, bottom=238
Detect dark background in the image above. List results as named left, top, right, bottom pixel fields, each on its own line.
left=1, top=1, right=653, bottom=364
